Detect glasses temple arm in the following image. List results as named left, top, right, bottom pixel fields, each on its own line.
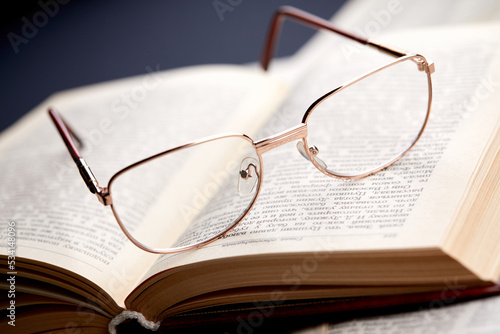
left=48, top=108, right=82, bottom=160
left=260, top=6, right=407, bottom=71
left=48, top=108, right=110, bottom=204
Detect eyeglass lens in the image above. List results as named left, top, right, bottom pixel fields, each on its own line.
left=109, top=136, right=261, bottom=251
left=305, top=57, right=430, bottom=177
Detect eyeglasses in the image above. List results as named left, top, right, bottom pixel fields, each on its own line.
left=49, top=6, right=434, bottom=254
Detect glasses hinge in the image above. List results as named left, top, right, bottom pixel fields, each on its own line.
left=76, top=158, right=100, bottom=194
left=96, top=187, right=112, bottom=206
left=414, top=57, right=435, bottom=74
left=76, top=158, right=112, bottom=206
left=424, top=61, right=435, bottom=74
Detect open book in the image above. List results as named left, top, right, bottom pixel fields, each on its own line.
left=1, top=8, right=500, bottom=333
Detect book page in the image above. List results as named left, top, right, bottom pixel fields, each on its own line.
left=294, top=295, right=500, bottom=334
left=0, top=65, right=287, bottom=305
left=333, top=0, right=500, bottom=32
left=143, top=23, right=500, bottom=279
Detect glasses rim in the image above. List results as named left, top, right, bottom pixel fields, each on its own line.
left=47, top=6, right=435, bottom=254
left=107, top=133, right=265, bottom=254
left=301, top=54, right=434, bottom=179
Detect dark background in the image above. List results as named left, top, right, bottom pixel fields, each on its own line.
left=0, top=0, right=347, bottom=133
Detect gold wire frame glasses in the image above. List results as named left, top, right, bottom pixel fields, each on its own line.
left=48, top=6, right=434, bottom=254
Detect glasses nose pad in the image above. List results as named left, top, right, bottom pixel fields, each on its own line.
left=238, top=157, right=259, bottom=197
left=296, top=141, right=309, bottom=160
left=296, top=141, right=328, bottom=170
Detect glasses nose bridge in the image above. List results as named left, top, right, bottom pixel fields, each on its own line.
left=255, top=124, right=307, bottom=155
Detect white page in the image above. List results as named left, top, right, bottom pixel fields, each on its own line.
left=293, top=294, right=500, bottom=334
left=145, top=22, right=500, bottom=280
left=0, top=65, right=287, bottom=305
